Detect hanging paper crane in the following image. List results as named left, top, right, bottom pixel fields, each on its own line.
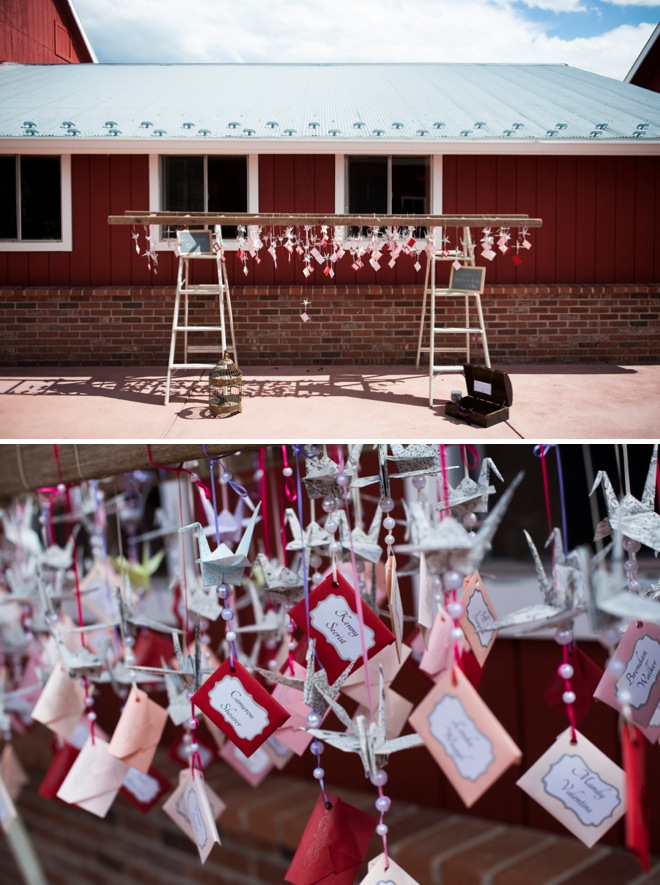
left=179, top=502, right=261, bottom=586
left=284, top=508, right=332, bottom=556
left=304, top=666, right=424, bottom=779
left=395, top=472, right=524, bottom=575
left=253, top=553, right=304, bottom=606
left=479, top=528, right=586, bottom=634
left=590, top=444, right=660, bottom=552
left=110, top=543, right=166, bottom=592
left=332, top=506, right=383, bottom=564
left=448, top=458, right=503, bottom=518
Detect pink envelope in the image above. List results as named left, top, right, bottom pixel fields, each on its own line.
left=342, top=643, right=412, bottom=709
left=409, top=668, right=521, bottom=808
left=270, top=663, right=323, bottom=757
left=219, top=740, right=273, bottom=788
left=594, top=620, right=660, bottom=729
left=57, top=737, right=129, bottom=818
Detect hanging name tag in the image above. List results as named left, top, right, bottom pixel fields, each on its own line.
left=220, top=740, right=274, bottom=786
left=192, top=658, right=290, bottom=757
left=408, top=668, right=522, bottom=807
left=459, top=572, right=498, bottom=666
left=517, top=728, right=625, bottom=847
left=163, top=769, right=226, bottom=848
left=361, top=853, right=421, bottom=885
left=289, top=572, right=395, bottom=682
left=301, top=312, right=310, bottom=322
left=594, top=620, right=660, bottom=728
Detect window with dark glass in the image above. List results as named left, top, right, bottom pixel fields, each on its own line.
left=161, top=155, right=247, bottom=239
left=0, top=155, right=62, bottom=241
left=347, top=155, right=429, bottom=235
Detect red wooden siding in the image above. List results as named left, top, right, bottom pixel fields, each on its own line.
left=442, top=154, right=660, bottom=285
left=0, top=155, right=154, bottom=287
left=2, top=153, right=659, bottom=288
left=0, top=0, right=93, bottom=64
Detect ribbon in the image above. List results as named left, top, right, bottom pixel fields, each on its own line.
left=281, top=445, right=297, bottom=502
left=145, top=445, right=212, bottom=501
left=533, top=444, right=569, bottom=557
left=438, top=445, right=451, bottom=520
left=259, top=449, right=271, bottom=560
left=460, top=444, right=480, bottom=472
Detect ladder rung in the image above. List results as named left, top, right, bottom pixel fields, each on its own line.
left=433, top=327, right=484, bottom=333
left=429, top=347, right=467, bottom=353
left=174, top=325, right=225, bottom=332
left=186, top=345, right=231, bottom=353
left=170, top=362, right=218, bottom=369
left=431, top=366, right=465, bottom=374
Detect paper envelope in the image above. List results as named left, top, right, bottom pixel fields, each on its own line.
left=57, top=736, right=129, bottom=818
left=418, top=611, right=456, bottom=679
left=219, top=740, right=273, bottom=788
left=342, top=643, right=412, bottom=709
left=0, top=774, right=17, bottom=834
left=163, top=768, right=226, bottom=847
left=108, top=686, right=168, bottom=774
left=352, top=687, right=413, bottom=740
left=285, top=792, right=376, bottom=885
left=409, top=668, right=522, bottom=808
left=459, top=572, right=498, bottom=667
left=264, top=735, right=295, bottom=770
left=362, top=853, right=421, bottom=885
left=31, top=664, right=86, bottom=740
left=517, top=727, right=626, bottom=847
left=0, top=745, right=28, bottom=801
left=594, top=620, right=660, bottom=729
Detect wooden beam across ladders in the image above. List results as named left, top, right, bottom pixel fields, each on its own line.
left=109, top=212, right=542, bottom=228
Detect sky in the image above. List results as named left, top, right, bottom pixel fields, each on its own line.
left=74, top=0, right=659, bottom=81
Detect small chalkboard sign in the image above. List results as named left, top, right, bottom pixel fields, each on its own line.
left=449, top=265, right=486, bottom=293
left=177, top=230, right=213, bottom=254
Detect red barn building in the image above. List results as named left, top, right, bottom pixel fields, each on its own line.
left=0, top=0, right=97, bottom=65
left=0, top=61, right=659, bottom=366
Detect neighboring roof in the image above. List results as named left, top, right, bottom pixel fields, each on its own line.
left=625, top=22, right=660, bottom=92
left=63, top=0, right=98, bottom=64
left=1, top=63, right=659, bottom=150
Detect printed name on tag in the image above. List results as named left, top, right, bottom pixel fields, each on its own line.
left=542, top=754, right=621, bottom=826
left=473, top=380, right=492, bottom=396
left=310, top=593, right=376, bottom=661
left=428, top=694, right=494, bottom=781
left=208, top=675, right=270, bottom=740
left=615, top=634, right=660, bottom=709
left=122, top=768, right=160, bottom=804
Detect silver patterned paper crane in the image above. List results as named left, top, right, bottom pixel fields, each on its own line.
left=254, top=638, right=355, bottom=718
left=253, top=553, right=305, bottom=606
left=284, top=508, right=332, bottom=557
left=333, top=506, right=383, bottom=564
left=590, top=444, right=660, bottom=552
left=302, top=454, right=344, bottom=500
left=448, top=458, right=503, bottom=518
left=477, top=528, right=586, bottom=634
left=179, top=501, right=261, bottom=587
left=304, top=665, right=424, bottom=779
left=395, top=471, right=524, bottom=575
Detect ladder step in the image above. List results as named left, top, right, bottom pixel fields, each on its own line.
left=431, top=366, right=465, bottom=374
left=186, top=345, right=233, bottom=353
left=170, top=362, right=218, bottom=369
left=433, top=327, right=484, bottom=333
left=429, top=347, right=467, bottom=353
left=174, top=325, right=226, bottom=332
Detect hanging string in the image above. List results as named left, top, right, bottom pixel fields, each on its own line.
left=438, top=445, right=451, bottom=520
left=259, top=449, right=271, bottom=559
left=281, top=445, right=297, bottom=502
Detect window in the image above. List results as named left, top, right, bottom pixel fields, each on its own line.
left=347, top=155, right=430, bottom=234
left=161, top=155, right=248, bottom=240
left=0, top=155, right=62, bottom=241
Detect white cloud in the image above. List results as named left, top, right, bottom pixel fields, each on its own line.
left=74, top=0, right=655, bottom=80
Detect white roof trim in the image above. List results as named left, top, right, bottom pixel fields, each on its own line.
left=625, top=21, right=660, bottom=84
left=64, top=0, right=98, bottom=63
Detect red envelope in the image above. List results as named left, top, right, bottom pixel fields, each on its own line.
left=38, top=742, right=80, bottom=801
left=192, top=659, right=290, bottom=758
left=285, top=792, right=377, bottom=885
left=543, top=647, right=603, bottom=727
left=120, top=765, right=172, bottom=813
left=622, top=725, right=650, bottom=872
left=133, top=630, right=174, bottom=669
left=289, top=573, right=395, bottom=683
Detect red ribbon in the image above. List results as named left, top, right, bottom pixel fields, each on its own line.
left=622, top=723, right=650, bottom=872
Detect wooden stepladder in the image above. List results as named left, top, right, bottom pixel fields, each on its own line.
left=164, top=229, right=238, bottom=405
left=415, top=227, right=491, bottom=408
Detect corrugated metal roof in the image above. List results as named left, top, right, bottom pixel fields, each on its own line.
left=1, top=62, right=659, bottom=142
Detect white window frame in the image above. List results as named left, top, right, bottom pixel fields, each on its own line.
left=0, top=153, right=72, bottom=252
left=149, top=153, right=257, bottom=252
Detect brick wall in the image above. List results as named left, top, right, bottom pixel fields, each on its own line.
left=1, top=732, right=657, bottom=885
left=1, top=284, right=659, bottom=367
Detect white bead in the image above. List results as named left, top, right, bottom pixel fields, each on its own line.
left=379, top=497, right=395, bottom=513
left=450, top=627, right=464, bottom=642
left=383, top=517, right=396, bottom=530
left=217, top=584, right=229, bottom=599
left=558, top=663, right=574, bottom=680
left=329, top=540, right=341, bottom=554
left=369, top=769, right=388, bottom=787
left=268, top=658, right=278, bottom=670
left=313, top=767, right=325, bottom=779
left=443, top=571, right=462, bottom=592
left=226, top=630, right=237, bottom=642
left=325, top=519, right=338, bottom=534
left=607, top=657, right=625, bottom=676
left=447, top=601, right=465, bottom=620
left=412, top=475, right=426, bottom=489
left=375, top=796, right=391, bottom=812
left=87, top=711, right=97, bottom=722
left=624, top=559, right=638, bottom=574
left=463, top=512, right=478, bottom=528
left=337, top=474, right=349, bottom=487
left=562, top=690, right=576, bottom=704
left=628, top=579, right=640, bottom=593
left=306, top=711, right=322, bottom=728
left=190, top=472, right=199, bottom=482
left=123, top=635, right=135, bottom=648
left=282, top=466, right=293, bottom=477
left=384, top=534, right=395, bottom=545
left=221, top=608, right=234, bottom=621
left=322, top=497, right=338, bottom=513
left=311, top=572, right=323, bottom=585
left=310, top=554, right=322, bottom=568
left=310, top=740, right=324, bottom=755
left=618, top=689, right=632, bottom=705
left=554, top=628, right=573, bottom=646
left=432, top=575, right=443, bottom=590
left=222, top=471, right=232, bottom=482
left=623, top=537, right=641, bottom=553
left=376, top=824, right=389, bottom=837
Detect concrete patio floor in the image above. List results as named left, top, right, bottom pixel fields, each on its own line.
left=0, top=363, right=658, bottom=440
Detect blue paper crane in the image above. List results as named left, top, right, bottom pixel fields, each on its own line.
left=179, top=501, right=261, bottom=587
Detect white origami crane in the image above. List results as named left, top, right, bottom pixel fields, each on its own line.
left=129, top=625, right=213, bottom=693
left=66, top=586, right=183, bottom=640
left=395, top=471, right=524, bottom=575
left=333, top=506, right=383, bottom=564
left=254, top=638, right=355, bottom=718
left=448, top=458, right=503, bottom=518
left=180, top=501, right=261, bottom=586
left=234, top=580, right=285, bottom=637
left=302, top=455, right=343, bottom=500
left=196, top=485, right=260, bottom=544
left=590, top=444, right=660, bottom=552
left=305, top=666, right=424, bottom=779
left=284, top=508, right=332, bottom=556
left=0, top=498, right=43, bottom=558
left=388, top=444, right=442, bottom=478
left=253, top=553, right=304, bottom=605
left=479, top=528, right=586, bottom=634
